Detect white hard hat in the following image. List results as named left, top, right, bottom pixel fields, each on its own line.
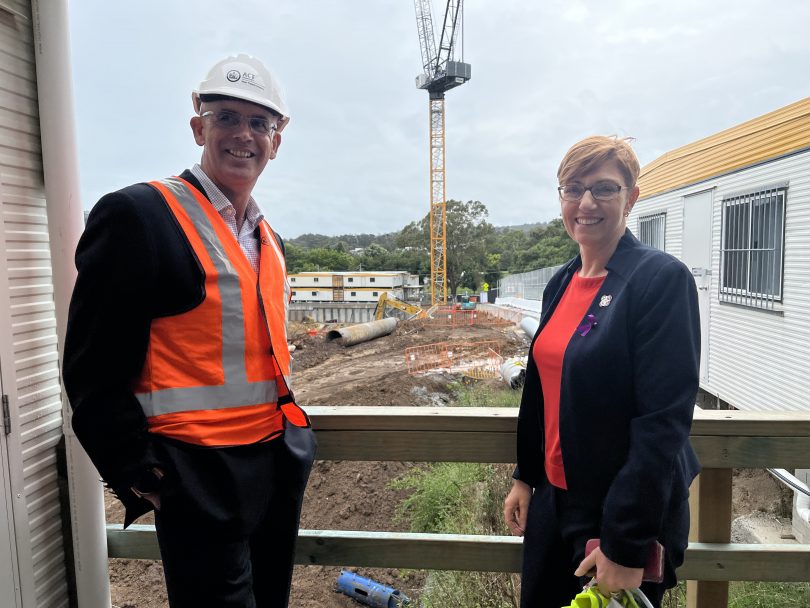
left=193, top=53, right=290, bottom=131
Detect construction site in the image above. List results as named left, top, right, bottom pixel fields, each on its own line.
left=101, top=305, right=796, bottom=608
left=103, top=307, right=531, bottom=607
left=1, top=1, right=809, bottom=608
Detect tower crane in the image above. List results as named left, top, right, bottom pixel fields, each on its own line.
left=413, top=0, right=471, bottom=305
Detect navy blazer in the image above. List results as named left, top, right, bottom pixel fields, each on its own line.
left=515, top=229, right=701, bottom=568
left=63, top=170, right=286, bottom=524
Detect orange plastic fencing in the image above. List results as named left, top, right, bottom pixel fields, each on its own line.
left=404, top=340, right=503, bottom=376
left=424, top=307, right=512, bottom=328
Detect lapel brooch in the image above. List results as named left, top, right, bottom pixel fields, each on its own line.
left=599, top=294, right=612, bottom=307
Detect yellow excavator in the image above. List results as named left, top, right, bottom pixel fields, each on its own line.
left=374, top=292, right=424, bottom=320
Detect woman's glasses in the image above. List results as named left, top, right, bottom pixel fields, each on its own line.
left=558, top=181, right=628, bottom=202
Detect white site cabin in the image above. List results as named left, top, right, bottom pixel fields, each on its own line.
left=0, top=2, right=74, bottom=606
left=289, top=271, right=420, bottom=303
left=628, top=96, right=810, bottom=541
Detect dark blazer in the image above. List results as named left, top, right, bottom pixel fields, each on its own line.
left=515, top=229, right=701, bottom=568
left=63, top=170, right=285, bottom=523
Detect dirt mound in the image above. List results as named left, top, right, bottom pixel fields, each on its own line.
left=293, top=322, right=524, bottom=407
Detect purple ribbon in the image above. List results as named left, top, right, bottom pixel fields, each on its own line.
left=577, top=313, right=597, bottom=336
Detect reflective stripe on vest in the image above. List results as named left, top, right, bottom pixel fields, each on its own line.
left=134, top=176, right=289, bottom=445
left=256, top=222, right=310, bottom=428
left=257, top=221, right=292, bottom=388
left=138, top=380, right=278, bottom=418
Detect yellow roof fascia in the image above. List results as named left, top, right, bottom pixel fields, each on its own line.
left=637, top=97, right=810, bottom=200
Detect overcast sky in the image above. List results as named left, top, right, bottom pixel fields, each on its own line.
left=69, top=1, right=810, bottom=239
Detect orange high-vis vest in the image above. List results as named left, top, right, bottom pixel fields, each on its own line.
left=133, top=177, right=309, bottom=446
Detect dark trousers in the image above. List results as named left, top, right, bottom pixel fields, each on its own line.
left=153, top=437, right=309, bottom=608
left=520, top=480, right=688, bottom=608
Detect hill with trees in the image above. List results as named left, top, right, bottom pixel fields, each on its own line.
left=283, top=201, right=578, bottom=292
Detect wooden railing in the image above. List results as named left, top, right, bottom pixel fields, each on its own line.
left=107, top=407, right=810, bottom=608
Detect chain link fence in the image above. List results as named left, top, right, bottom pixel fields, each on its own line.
left=496, top=264, right=563, bottom=302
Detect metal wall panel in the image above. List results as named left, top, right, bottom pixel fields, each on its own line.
left=0, top=3, right=70, bottom=606
left=288, top=303, right=377, bottom=324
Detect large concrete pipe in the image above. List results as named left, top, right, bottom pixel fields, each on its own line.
left=326, top=318, right=398, bottom=346
left=520, top=316, right=540, bottom=338
left=500, top=356, right=528, bottom=389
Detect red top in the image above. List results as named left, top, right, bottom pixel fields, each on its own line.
left=533, top=272, right=606, bottom=489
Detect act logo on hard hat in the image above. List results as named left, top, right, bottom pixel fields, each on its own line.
left=221, top=61, right=265, bottom=92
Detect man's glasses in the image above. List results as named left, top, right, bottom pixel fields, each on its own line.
left=201, top=110, right=277, bottom=135
left=557, top=181, right=628, bottom=202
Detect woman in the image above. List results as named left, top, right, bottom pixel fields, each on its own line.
left=503, top=136, right=701, bottom=608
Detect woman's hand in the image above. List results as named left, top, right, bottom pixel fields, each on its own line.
left=574, top=546, right=643, bottom=595
left=503, top=479, right=531, bottom=536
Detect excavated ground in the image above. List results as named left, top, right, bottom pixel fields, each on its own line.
left=104, top=318, right=790, bottom=607
left=106, top=318, right=527, bottom=607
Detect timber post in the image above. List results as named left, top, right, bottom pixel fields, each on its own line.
left=686, top=468, right=733, bottom=607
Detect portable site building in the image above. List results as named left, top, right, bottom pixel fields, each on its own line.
left=627, top=97, right=810, bottom=540
left=0, top=4, right=72, bottom=607
left=289, top=271, right=419, bottom=303
left=628, top=96, right=810, bottom=413
left=0, top=2, right=109, bottom=606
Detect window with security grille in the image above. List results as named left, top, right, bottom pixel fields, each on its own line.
left=720, top=185, right=786, bottom=309
left=638, top=213, right=666, bottom=250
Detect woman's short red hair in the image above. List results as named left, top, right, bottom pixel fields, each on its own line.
left=557, top=136, right=640, bottom=188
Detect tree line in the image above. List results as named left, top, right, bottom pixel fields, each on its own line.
left=285, top=200, right=578, bottom=296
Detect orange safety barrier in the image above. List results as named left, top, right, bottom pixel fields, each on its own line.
left=404, top=341, right=503, bottom=376
left=425, top=308, right=512, bottom=328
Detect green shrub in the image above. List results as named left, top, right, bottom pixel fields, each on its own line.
left=729, top=581, right=810, bottom=608
left=392, top=462, right=481, bottom=534
left=647, top=579, right=810, bottom=607
left=391, top=382, right=520, bottom=607
left=391, top=460, right=519, bottom=608
left=419, top=570, right=520, bottom=608
left=449, top=381, right=522, bottom=409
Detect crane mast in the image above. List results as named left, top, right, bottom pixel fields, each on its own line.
left=413, top=0, right=471, bottom=305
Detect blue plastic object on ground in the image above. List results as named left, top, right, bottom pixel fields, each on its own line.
left=336, top=571, right=411, bottom=607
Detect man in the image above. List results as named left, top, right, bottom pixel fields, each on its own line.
left=63, top=53, right=314, bottom=607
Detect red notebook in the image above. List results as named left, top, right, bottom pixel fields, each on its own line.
left=584, top=538, right=665, bottom=584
